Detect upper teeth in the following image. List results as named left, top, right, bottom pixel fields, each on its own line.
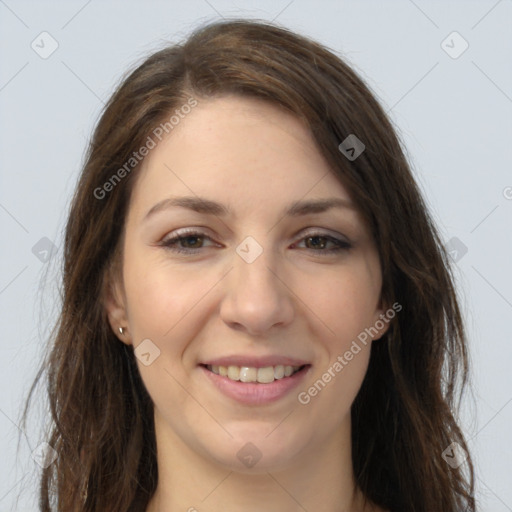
left=207, top=364, right=302, bottom=383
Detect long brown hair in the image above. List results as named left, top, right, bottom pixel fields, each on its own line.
left=20, top=18, right=476, bottom=511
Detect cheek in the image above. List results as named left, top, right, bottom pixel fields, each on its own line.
left=299, top=266, right=379, bottom=417
left=123, top=269, right=181, bottom=341
left=123, top=250, right=201, bottom=337
left=297, top=271, right=375, bottom=420
left=122, top=259, right=209, bottom=407
left=306, top=267, right=380, bottom=352
left=305, top=344, right=371, bottom=430
left=122, top=253, right=226, bottom=370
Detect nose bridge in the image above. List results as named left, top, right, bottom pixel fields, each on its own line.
left=232, top=235, right=281, bottom=301
left=219, top=235, right=294, bottom=333
left=235, top=244, right=276, bottom=292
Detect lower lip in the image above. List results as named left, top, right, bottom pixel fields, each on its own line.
left=200, top=365, right=311, bottom=405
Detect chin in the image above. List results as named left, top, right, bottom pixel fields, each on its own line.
left=200, top=425, right=309, bottom=474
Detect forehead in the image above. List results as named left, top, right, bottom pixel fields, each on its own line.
left=128, top=95, right=354, bottom=220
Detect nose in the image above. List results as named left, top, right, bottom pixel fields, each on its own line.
left=219, top=247, right=295, bottom=336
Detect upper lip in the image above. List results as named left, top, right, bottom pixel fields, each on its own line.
left=201, top=355, right=311, bottom=368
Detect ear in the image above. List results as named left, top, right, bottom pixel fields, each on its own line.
left=103, top=269, right=132, bottom=346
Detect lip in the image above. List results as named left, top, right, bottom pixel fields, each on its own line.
left=201, top=355, right=310, bottom=368
left=200, top=363, right=311, bottom=405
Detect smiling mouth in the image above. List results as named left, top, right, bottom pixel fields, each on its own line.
left=202, top=364, right=308, bottom=384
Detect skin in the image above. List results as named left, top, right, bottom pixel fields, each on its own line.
left=105, top=95, right=390, bottom=512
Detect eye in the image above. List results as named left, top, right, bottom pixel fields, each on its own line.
left=159, top=229, right=352, bottom=256
left=159, top=229, right=217, bottom=254
left=293, top=232, right=352, bottom=254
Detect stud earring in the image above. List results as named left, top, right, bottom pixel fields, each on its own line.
left=119, top=326, right=126, bottom=335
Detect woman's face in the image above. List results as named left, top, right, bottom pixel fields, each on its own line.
left=107, top=95, right=388, bottom=472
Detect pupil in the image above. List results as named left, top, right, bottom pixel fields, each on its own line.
left=184, top=236, right=202, bottom=248
left=307, top=236, right=326, bottom=249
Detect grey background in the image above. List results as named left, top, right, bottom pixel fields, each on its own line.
left=1, top=0, right=511, bottom=510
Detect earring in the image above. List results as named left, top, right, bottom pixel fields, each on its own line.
left=119, top=326, right=125, bottom=335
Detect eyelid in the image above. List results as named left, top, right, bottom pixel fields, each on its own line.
left=160, top=228, right=219, bottom=250
left=160, top=227, right=349, bottom=244
left=298, top=227, right=350, bottom=243
left=163, top=227, right=215, bottom=240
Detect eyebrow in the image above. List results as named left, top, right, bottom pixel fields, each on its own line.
left=143, top=195, right=355, bottom=222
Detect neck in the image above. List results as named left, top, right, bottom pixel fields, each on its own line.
left=145, top=409, right=370, bottom=512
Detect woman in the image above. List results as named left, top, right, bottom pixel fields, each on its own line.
left=21, top=18, right=475, bottom=512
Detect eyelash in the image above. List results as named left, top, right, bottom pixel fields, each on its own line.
left=159, top=229, right=352, bottom=255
